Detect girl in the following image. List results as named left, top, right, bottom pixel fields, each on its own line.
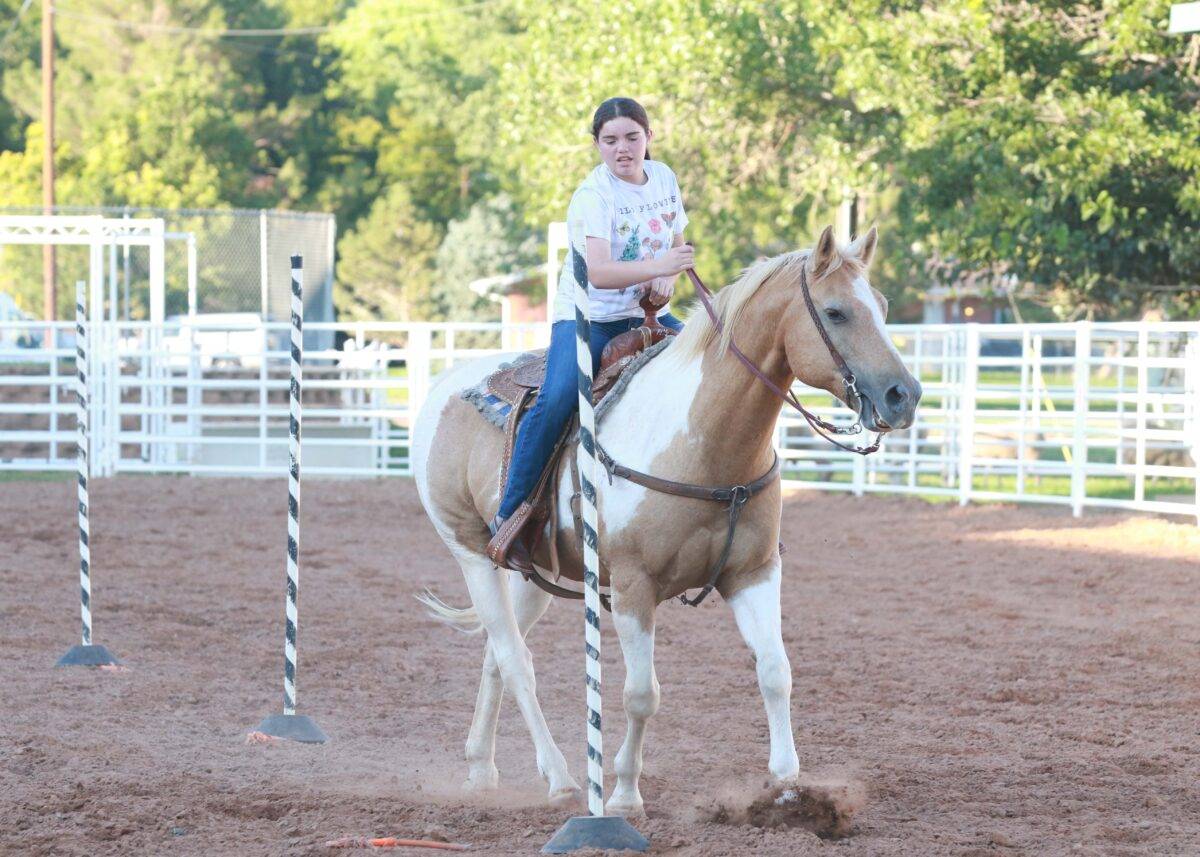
left=488, top=96, right=694, bottom=570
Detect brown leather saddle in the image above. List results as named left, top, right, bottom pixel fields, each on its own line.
left=593, top=294, right=677, bottom=400
left=484, top=294, right=678, bottom=579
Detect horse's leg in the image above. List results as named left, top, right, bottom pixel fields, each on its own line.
left=464, top=573, right=553, bottom=791
left=606, top=577, right=659, bottom=816
left=726, top=556, right=800, bottom=781
left=459, top=554, right=579, bottom=803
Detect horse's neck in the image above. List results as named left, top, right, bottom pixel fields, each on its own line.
left=605, top=331, right=786, bottom=485
left=689, top=337, right=788, bottom=480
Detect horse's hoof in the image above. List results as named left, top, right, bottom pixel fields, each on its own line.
left=462, top=767, right=500, bottom=792
left=604, top=795, right=645, bottom=817
left=769, top=766, right=801, bottom=785
left=548, top=783, right=582, bottom=807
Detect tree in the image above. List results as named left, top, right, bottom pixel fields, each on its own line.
left=2, top=0, right=1195, bottom=322
left=334, top=183, right=441, bottom=322
left=815, top=0, right=1200, bottom=318
left=320, top=0, right=505, bottom=226
left=456, top=0, right=905, bottom=302
left=431, top=193, right=541, bottom=322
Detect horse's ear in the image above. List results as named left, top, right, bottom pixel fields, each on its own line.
left=848, top=224, right=878, bottom=268
left=808, top=225, right=837, bottom=278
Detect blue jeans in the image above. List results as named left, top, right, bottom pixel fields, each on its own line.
left=497, top=313, right=683, bottom=519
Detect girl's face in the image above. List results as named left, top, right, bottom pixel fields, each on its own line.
left=594, top=116, right=653, bottom=182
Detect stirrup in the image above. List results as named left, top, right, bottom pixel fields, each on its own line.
left=486, top=507, right=535, bottom=573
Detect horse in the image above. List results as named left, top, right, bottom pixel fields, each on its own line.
left=410, top=225, right=921, bottom=814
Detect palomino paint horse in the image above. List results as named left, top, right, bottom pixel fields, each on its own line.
left=411, top=225, right=920, bottom=814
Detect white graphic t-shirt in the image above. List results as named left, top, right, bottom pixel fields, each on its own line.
left=552, top=160, right=689, bottom=322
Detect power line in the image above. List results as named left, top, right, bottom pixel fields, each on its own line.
left=49, top=1, right=504, bottom=38
left=40, top=5, right=328, bottom=59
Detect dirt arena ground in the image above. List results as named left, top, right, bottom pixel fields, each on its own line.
left=2, top=476, right=1198, bottom=856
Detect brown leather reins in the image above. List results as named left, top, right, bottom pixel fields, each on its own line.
left=583, top=255, right=883, bottom=607
left=684, top=259, right=883, bottom=456
left=542, top=253, right=885, bottom=608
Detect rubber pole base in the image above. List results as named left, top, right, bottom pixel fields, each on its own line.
left=542, top=816, right=649, bottom=853
left=56, top=644, right=121, bottom=667
left=254, top=713, right=328, bottom=744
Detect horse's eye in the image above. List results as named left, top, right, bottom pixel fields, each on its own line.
left=825, top=308, right=847, bottom=323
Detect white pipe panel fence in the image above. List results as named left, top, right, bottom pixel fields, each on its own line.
left=1, top=319, right=1196, bottom=522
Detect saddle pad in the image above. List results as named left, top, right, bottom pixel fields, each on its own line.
left=461, top=352, right=543, bottom=429
left=468, top=390, right=520, bottom=428
left=460, top=337, right=674, bottom=430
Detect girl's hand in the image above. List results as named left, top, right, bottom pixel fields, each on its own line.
left=656, top=244, right=694, bottom=276
left=647, top=277, right=674, bottom=306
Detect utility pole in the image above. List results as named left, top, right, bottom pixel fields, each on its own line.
left=41, top=0, right=55, bottom=321
left=836, top=189, right=859, bottom=243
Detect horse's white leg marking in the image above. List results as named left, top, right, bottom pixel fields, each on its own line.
left=411, top=353, right=577, bottom=801
left=464, top=643, right=503, bottom=791
left=606, top=600, right=659, bottom=816
left=464, top=574, right=553, bottom=791
left=727, top=557, right=800, bottom=781
left=459, top=554, right=579, bottom=802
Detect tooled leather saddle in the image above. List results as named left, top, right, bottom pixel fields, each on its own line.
left=484, top=294, right=678, bottom=577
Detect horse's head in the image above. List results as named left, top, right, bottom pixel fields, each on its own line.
left=782, top=225, right=921, bottom=431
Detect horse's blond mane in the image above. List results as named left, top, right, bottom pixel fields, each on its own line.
left=671, top=247, right=864, bottom=361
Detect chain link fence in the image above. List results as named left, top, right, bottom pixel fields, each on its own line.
left=0, top=206, right=335, bottom=349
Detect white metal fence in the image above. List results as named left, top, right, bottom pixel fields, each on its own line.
left=2, top=319, right=1197, bottom=522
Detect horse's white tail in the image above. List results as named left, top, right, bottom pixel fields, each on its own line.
left=416, top=589, right=484, bottom=635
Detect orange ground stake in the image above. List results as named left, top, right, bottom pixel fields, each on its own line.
left=324, top=836, right=470, bottom=850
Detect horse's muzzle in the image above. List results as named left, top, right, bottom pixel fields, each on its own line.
left=859, top=377, right=921, bottom=432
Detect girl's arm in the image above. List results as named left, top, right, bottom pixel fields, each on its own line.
left=585, top=237, right=693, bottom=290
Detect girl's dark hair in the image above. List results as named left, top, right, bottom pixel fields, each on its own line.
left=591, top=97, right=652, bottom=160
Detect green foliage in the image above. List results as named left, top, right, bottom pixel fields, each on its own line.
left=432, top=193, right=541, bottom=321
left=821, top=0, right=1200, bottom=318
left=335, top=183, right=441, bottom=322
left=320, top=0, right=501, bottom=225
left=460, top=0, right=867, bottom=293
left=1, top=0, right=1197, bottom=322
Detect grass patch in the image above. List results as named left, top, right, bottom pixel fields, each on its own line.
left=782, top=466, right=1193, bottom=505
left=0, top=469, right=74, bottom=482
left=968, top=473, right=1191, bottom=501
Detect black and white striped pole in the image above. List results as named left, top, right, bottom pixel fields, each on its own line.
left=543, top=223, right=648, bottom=853
left=58, top=281, right=121, bottom=668
left=252, top=255, right=327, bottom=743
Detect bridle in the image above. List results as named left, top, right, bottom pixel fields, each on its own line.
left=553, top=246, right=886, bottom=610
left=684, top=256, right=883, bottom=456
